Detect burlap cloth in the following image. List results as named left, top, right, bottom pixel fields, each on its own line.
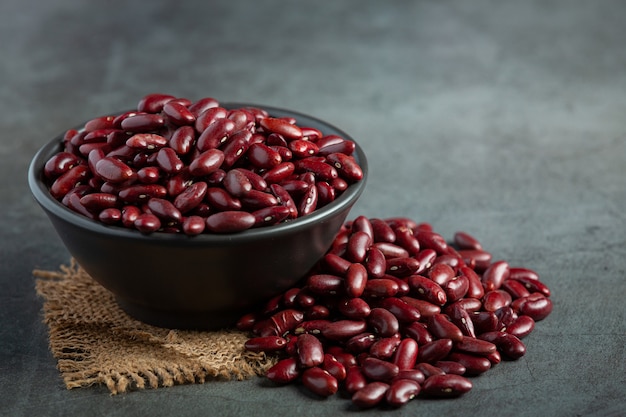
left=33, top=259, right=276, bottom=395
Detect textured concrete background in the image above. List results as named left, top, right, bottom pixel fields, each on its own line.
left=1, top=1, right=625, bottom=416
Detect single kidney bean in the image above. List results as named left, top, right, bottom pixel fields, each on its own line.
left=415, top=362, right=445, bottom=378
left=415, top=230, right=448, bottom=254
left=392, top=226, right=421, bottom=256
left=337, top=297, right=371, bottom=320
left=386, top=257, right=420, bottom=277
left=65, top=192, right=95, bottom=219
left=316, top=135, right=356, bottom=157
left=446, top=352, right=491, bottom=376
left=163, top=100, right=195, bottom=125
left=402, top=322, right=433, bottom=346
left=182, top=215, right=205, bottom=235
left=94, top=157, right=135, bottom=184
left=428, top=314, right=463, bottom=343
left=288, top=139, right=319, bottom=158
left=246, top=142, right=282, bottom=169
left=393, top=369, right=425, bottom=385
left=385, top=379, right=420, bottom=407
left=368, top=308, right=400, bottom=337
left=344, top=366, right=368, bottom=394
left=259, top=117, right=302, bottom=139
left=369, top=335, right=402, bottom=360
left=118, top=184, right=167, bottom=204
left=392, top=338, right=418, bottom=370
left=428, top=263, right=455, bottom=286
left=155, top=147, right=184, bottom=174
left=422, top=374, right=473, bottom=398
left=205, top=187, right=242, bottom=211
left=346, top=231, right=372, bottom=263
left=344, top=263, right=368, bottom=298
left=306, top=274, right=343, bottom=295
left=241, top=190, right=278, bottom=210
left=363, top=278, right=400, bottom=299
left=400, top=297, right=441, bottom=318
left=346, top=333, right=377, bottom=353
left=444, top=275, right=470, bottom=303
left=269, top=183, right=298, bottom=219
left=304, top=304, right=330, bottom=320
left=196, top=118, right=235, bottom=151
left=501, top=279, right=532, bottom=299
left=44, top=152, right=83, bottom=179
left=121, top=205, right=141, bottom=228
left=446, top=302, right=476, bottom=337
left=168, top=125, right=195, bottom=155
left=414, top=249, right=437, bottom=274
left=137, top=93, right=175, bottom=113
left=352, top=382, right=390, bottom=409
left=189, top=97, right=221, bottom=119
left=516, top=294, right=553, bottom=321
left=189, top=149, right=225, bottom=176
left=266, top=357, right=300, bottom=384
left=351, top=215, right=374, bottom=240
left=134, top=213, right=161, bottom=233
left=511, top=276, right=551, bottom=297
left=221, top=130, right=252, bottom=168
left=365, top=247, right=387, bottom=279
left=506, top=315, right=535, bottom=338
left=368, top=218, right=396, bottom=243
left=495, top=306, right=518, bottom=330
left=453, top=231, right=483, bottom=251
left=454, top=336, right=497, bottom=356
left=321, top=320, right=367, bottom=341
left=415, top=338, right=453, bottom=364
left=296, top=184, right=317, bottom=216
left=377, top=297, right=421, bottom=323
left=205, top=211, right=255, bottom=233
left=435, top=360, right=466, bottom=375
left=251, top=205, right=291, bottom=227
left=98, top=207, right=122, bottom=224
left=136, top=166, right=160, bottom=184
left=509, top=266, right=540, bottom=281
left=478, top=331, right=526, bottom=360
left=374, top=242, right=410, bottom=259
left=361, top=357, right=399, bottom=382
left=482, top=260, right=510, bottom=292
left=321, top=253, right=351, bottom=276
left=458, top=249, right=493, bottom=272
left=297, top=333, right=325, bottom=368
left=325, top=152, right=363, bottom=183
left=470, top=311, right=500, bottom=334
left=50, top=165, right=90, bottom=200
left=408, top=275, right=447, bottom=306
left=322, top=354, right=347, bottom=382
left=262, top=162, right=295, bottom=184
left=294, top=158, right=338, bottom=181
left=173, top=181, right=208, bottom=213
left=120, top=113, right=165, bottom=132
left=244, top=336, right=288, bottom=352
left=459, top=266, right=485, bottom=299
left=483, top=290, right=513, bottom=312
left=146, top=198, right=182, bottom=224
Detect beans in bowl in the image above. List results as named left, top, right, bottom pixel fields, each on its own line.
left=42, top=93, right=364, bottom=235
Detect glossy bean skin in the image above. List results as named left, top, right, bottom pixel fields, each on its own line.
left=482, top=260, right=510, bottom=292
left=244, top=336, right=288, bottom=352
left=368, top=308, right=400, bottom=337
left=385, top=379, right=420, bottom=407
left=352, top=382, right=390, bottom=409
left=205, top=211, right=255, bottom=233
left=297, top=334, right=325, bottom=368
left=392, top=338, right=418, bottom=370
left=422, top=374, right=473, bottom=398
left=266, top=357, right=300, bottom=384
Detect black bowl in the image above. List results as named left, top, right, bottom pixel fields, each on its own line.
left=28, top=104, right=367, bottom=330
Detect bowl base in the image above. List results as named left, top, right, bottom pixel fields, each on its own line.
left=116, top=298, right=242, bottom=330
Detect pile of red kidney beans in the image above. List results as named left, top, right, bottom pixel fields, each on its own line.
left=42, top=93, right=363, bottom=234
left=239, top=217, right=553, bottom=409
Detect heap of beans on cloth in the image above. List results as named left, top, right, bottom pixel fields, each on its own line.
left=239, top=217, right=553, bottom=409
left=42, top=93, right=363, bottom=234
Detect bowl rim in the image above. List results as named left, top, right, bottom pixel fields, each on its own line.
left=28, top=103, right=368, bottom=246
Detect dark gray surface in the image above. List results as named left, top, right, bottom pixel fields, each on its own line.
left=2, top=1, right=625, bottom=416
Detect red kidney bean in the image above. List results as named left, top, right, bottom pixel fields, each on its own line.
left=483, top=290, right=513, bottom=312
left=321, top=320, right=367, bottom=341
left=392, top=228, right=420, bottom=257
left=414, top=249, right=437, bottom=274
left=196, top=118, right=235, bottom=151
left=168, top=126, right=195, bottom=155
left=471, top=311, right=500, bottom=334
left=137, top=93, right=175, bottom=113
left=269, top=183, right=298, bottom=219
left=44, top=152, right=83, bottom=179
left=458, top=249, right=493, bottom=271
left=321, top=253, right=351, bottom=276
left=428, top=263, right=455, bottom=286
left=402, top=322, right=433, bottom=346
left=121, top=205, right=141, bottom=227
left=408, top=275, right=447, bottom=306
left=495, top=306, right=518, bottom=330
left=344, top=263, right=368, bottom=298
left=364, top=247, right=387, bottom=279
left=163, top=100, right=195, bottom=125
left=501, top=279, right=532, bottom=299
left=222, top=130, right=252, bottom=168
left=369, top=335, right=401, bottom=360
left=422, top=374, right=473, bottom=398
left=94, top=157, right=135, bottom=184
left=294, top=158, right=338, bottom=181
left=182, top=215, right=205, bottom=235
left=361, top=357, right=399, bottom=382
left=400, top=297, right=441, bottom=318
left=415, top=230, right=448, bottom=254
left=345, top=231, right=372, bottom=263
left=288, top=139, right=319, bottom=158
left=322, top=354, right=347, bottom=382
left=428, top=314, right=464, bottom=343
left=352, top=382, right=389, bottom=409
left=50, top=165, right=90, bottom=200
left=415, top=362, right=445, bottom=378
left=515, top=294, right=553, bottom=321
left=454, top=336, right=497, bottom=356
left=121, top=113, right=165, bottom=132
left=251, top=206, right=290, bottom=227
left=307, top=274, right=343, bottom=295
left=392, top=338, right=418, bottom=370
left=446, top=352, right=491, bottom=376
left=98, top=207, right=122, bottom=224
left=134, top=213, right=161, bottom=233
left=458, top=266, right=485, bottom=299
left=136, top=166, right=160, bottom=184
left=244, top=336, right=288, bottom=352
left=377, top=297, right=421, bottom=323
left=155, top=147, right=184, bottom=174
left=266, top=357, right=300, bottom=384
left=385, top=379, right=420, bottom=407
left=374, top=242, right=410, bottom=259
left=393, top=369, right=425, bottom=385
left=337, top=297, right=371, bottom=320
left=444, top=275, right=470, bottom=303
left=118, top=184, right=167, bottom=204
left=296, top=333, right=324, bottom=368
left=173, top=181, right=207, bottom=213
left=363, top=278, right=400, bottom=299
left=446, top=302, right=476, bottom=337
left=146, top=198, right=182, bottom=223
left=511, top=276, right=551, bottom=297
left=296, top=184, right=317, bottom=216
left=241, top=190, right=278, bottom=210
left=316, top=135, right=356, bottom=156
left=453, top=231, right=483, bottom=251
left=79, top=192, right=118, bottom=212
left=415, top=338, right=453, bottom=364
left=346, top=333, right=377, bottom=353
left=325, top=152, right=363, bottom=183
left=205, top=211, right=255, bottom=233
left=435, top=360, right=466, bottom=375
left=189, top=149, right=225, bottom=176
left=478, top=331, right=527, bottom=360
left=386, top=257, right=420, bottom=277
left=205, top=187, right=242, bottom=211
left=259, top=117, right=302, bottom=139
left=369, top=218, right=396, bottom=243
left=505, top=314, right=536, bottom=339
left=482, top=260, right=510, bottom=291
left=344, top=366, right=368, bottom=394
left=368, top=308, right=399, bottom=337
left=509, top=266, right=540, bottom=281
left=262, top=161, right=295, bottom=184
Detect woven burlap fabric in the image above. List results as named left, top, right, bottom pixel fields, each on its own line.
left=33, top=260, right=276, bottom=395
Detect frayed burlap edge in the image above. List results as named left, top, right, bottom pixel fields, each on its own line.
left=33, top=259, right=276, bottom=395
